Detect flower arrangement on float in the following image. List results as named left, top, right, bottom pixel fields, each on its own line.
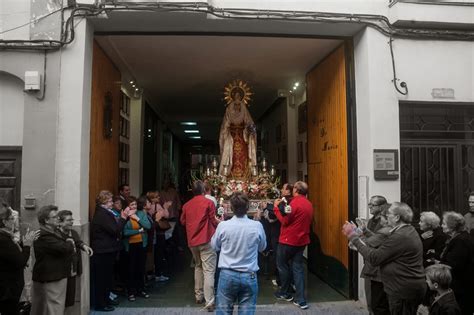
left=191, top=158, right=280, bottom=201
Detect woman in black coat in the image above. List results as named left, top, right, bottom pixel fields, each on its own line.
left=90, top=190, right=130, bottom=312
left=0, top=204, right=38, bottom=315
left=419, top=211, right=448, bottom=267
left=440, top=211, right=474, bottom=315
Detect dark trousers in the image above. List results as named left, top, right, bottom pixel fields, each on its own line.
left=276, top=243, right=306, bottom=303
left=387, top=294, right=422, bottom=315
left=154, top=234, right=167, bottom=276
left=65, top=276, right=76, bottom=307
left=126, top=243, right=146, bottom=295
left=92, top=252, right=116, bottom=308
left=371, top=280, right=390, bottom=315
left=0, top=299, right=19, bottom=315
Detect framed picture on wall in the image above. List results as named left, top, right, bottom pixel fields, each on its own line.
left=297, top=141, right=303, bottom=163
left=298, top=102, right=307, bottom=134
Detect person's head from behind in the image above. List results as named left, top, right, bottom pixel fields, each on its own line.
left=38, top=205, right=59, bottom=228
left=204, top=181, right=212, bottom=195
left=368, top=195, right=387, bottom=216
left=442, top=211, right=465, bottom=236
left=386, top=202, right=413, bottom=227
left=419, top=211, right=441, bottom=232
left=58, top=210, right=74, bottom=231
left=230, top=192, right=249, bottom=218
left=292, top=181, right=308, bottom=197
left=281, top=183, right=293, bottom=198
left=192, top=180, right=206, bottom=196
left=119, top=184, right=131, bottom=198
left=425, top=264, right=452, bottom=292
left=0, top=203, right=14, bottom=231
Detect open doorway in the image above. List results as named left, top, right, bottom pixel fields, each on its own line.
left=89, top=34, right=356, bottom=307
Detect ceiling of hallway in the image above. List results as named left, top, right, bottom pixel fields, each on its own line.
left=95, top=35, right=343, bottom=143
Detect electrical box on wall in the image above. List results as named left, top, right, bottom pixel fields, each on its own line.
left=374, top=149, right=399, bottom=180
left=24, top=71, right=41, bottom=91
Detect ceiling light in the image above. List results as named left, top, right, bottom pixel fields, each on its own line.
left=293, top=87, right=297, bottom=90
left=130, top=80, right=134, bottom=84
left=294, top=82, right=300, bottom=87
left=184, top=130, right=199, bottom=133
left=135, top=88, right=139, bottom=91
left=181, top=122, right=197, bottom=126
left=190, top=136, right=201, bottom=139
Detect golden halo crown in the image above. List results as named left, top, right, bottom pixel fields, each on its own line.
left=223, top=79, right=253, bottom=107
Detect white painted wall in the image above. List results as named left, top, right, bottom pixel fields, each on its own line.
left=353, top=26, right=474, bottom=302
left=0, top=0, right=30, bottom=40
left=0, top=72, right=24, bottom=145
left=55, top=19, right=94, bottom=226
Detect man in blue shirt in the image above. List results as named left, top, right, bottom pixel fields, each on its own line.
left=211, top=192, right=266, bottom=315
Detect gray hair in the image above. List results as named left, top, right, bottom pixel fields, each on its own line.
left=389, top=202, right=413, bottom=224
left=442, top=211, right=465, bottom=233
left=420, top=211, right=441, bottom=230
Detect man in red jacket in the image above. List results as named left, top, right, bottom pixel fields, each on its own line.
left=181, top=180, right=220, bottom=311
left=273, top=181, right=313, bottom=310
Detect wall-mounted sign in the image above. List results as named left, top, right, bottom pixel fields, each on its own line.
left=374, top=149, right=399, bottom=180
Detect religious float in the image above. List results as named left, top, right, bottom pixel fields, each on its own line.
left=193, top=80, right=280, bottom=213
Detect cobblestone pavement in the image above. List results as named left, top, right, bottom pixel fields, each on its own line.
left=91, top=300, right=369, bottom=314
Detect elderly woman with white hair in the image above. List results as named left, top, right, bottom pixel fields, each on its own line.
left=440, top=211, right=474, bottom=315
left=418, top=211, right=447, bottom=267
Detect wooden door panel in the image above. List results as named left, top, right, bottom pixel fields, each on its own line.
left=89, top=41, right=121, bottom=216
left=306, top=45, right=349, bottom=295
left=0, top=147, right=22, bottom=210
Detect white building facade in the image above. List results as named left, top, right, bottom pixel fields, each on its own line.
left=1, top=0, right=473, bottom=313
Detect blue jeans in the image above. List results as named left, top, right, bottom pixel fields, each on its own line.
left=216, top=269, right=258, bottom=315
left=276, top=243, right=306, bottom=304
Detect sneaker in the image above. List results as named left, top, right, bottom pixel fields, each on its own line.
left=155, top=275, right=170, bottom=282
left=293, top=301, right=309, bottom=309
left=128, top=294, right=136, bottom=302
left=109, top=292, right=118, bottom=300
left=272, top=279, right=279, bottom=287
left=274, top=292, right=293, bottom=302
left=137, top=291, right=150, bottom=299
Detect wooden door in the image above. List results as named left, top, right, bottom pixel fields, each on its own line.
left=89, top=41, right=121, bottom=216
left=0, top=146, right=22, bottom=210
left=306, top=44, right=350, bottom=296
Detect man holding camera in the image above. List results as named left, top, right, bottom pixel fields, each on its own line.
left=273, top=181, right=313, bottom=310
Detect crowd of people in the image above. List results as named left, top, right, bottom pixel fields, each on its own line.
left=342, top=193, right=474, bottom=315
left=90, top=183, right=182, bottom=312
left=1, top=182, right=473, bottom=315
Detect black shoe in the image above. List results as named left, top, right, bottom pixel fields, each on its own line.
left=274, top=292, right=294, bottom=302
left=137, top=291, right=150, bottom=299
left=107, top=298, right=119, bottom=306
left=95, top=305, right=115, bottom=312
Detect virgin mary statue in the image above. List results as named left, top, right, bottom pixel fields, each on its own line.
left=219, top=80, right=257, bottom=178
